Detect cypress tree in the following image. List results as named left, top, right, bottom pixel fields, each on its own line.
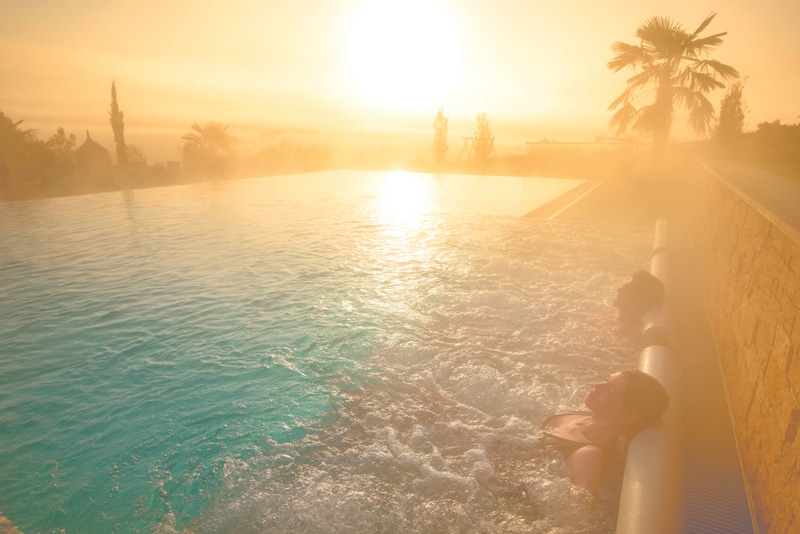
left=109, top=80, right=127, bottom=167
left=432, top=107, right=449, bottom=167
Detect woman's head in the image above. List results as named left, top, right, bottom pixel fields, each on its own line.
left=585, top=369, right=669, bottom=430
left=617, top=368, right=670, bottom=428
left=614, top=269, right=665, bottom=321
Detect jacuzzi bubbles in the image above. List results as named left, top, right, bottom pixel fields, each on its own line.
left=0, top=171, right=648, bottom=533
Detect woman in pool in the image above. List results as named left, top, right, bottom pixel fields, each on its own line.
left=613, top=269, right=665, bottom=336
left=542, top=369, right=669, bottom=491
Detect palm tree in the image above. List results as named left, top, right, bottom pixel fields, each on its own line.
left=0, top=111, right=37, bottom=144
left=607, top=12, right=739, bottom=159
left=0, top=111, right=38, bottom=186
left=181, top=121, right=237, bottom=179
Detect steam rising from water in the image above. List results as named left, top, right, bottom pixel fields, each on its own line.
left=178, top=199, right=646, bottom=533
left=0, top=172, right=649, bottom=533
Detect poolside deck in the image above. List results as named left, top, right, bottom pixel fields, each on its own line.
left=0, top=511, right=22, bottom=534
left=545, top=167, right=756, bottom=533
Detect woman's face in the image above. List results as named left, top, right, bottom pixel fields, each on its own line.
left=584, top=372, right=631, bottom=422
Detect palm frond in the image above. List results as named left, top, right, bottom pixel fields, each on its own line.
left=671, top=87, right=714, bottom=134
left=637, top=16, right=685, bottom=41
left=636, top=16, right=687, bottom=57
left=632, top=105, right=659, bottom=136
left=682, top=69, right=727, bottom=92
left=609, top=102, right=639, bottom=135
left=672, top=85, right=698, bottom=109
left=699, top=59, right=740, bottom=80
left=608, top=42, right=645, bottom=72
left=687, top=33, right=727, bottom=53
left=691, top=12, right=717, bottom=37
left=608, top=88, right=633, bottom=110
left=11, top=119, right=38, bottom=142
left=685, top=92, right=715, bottom=135
left=626, top=68, right=660, bottom=90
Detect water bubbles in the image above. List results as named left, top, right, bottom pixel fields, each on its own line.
left=1, top=174, right=650, bottom=533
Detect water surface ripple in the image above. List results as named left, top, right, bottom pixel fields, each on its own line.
left=0, top=171, right=650, bottom=533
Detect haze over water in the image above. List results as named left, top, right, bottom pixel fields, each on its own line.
left=0, top=172, right=652, bottom=532
left=2, top=1, right=799, bottom=532
left=2, top=1, right=798, bottom=162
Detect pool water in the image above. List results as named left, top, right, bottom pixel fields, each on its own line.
left=0, top=170, right=650, bottom=533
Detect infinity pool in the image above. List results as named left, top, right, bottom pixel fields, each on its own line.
left=0, top=170, right=650, bottom=533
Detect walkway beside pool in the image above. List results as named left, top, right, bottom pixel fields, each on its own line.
left=0, top=511, right=22, bottom=534
left=702, top=159, right=800, bottom=233
left=543, top=164, right=757, bottom=533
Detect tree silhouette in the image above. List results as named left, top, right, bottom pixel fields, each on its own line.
left=431, top=107, right=449, bottom=167
left=0, top=111, right=38, bottom=187
left=0, top=111, right=36, bottom=145
left=607, top=12, right=739, bottom=160
left=716, top=80, right=747, bottom=151
left=181, top=121, right=237, bottom=179
left=46, top=127, right=77, bottom=179
left=47, top=127, right=76, bottom=154
left=125, top=145, right=147, bottom=166
left=473, top=113, right=495, bottom=164
left=109, top=81, right=127, bottom=167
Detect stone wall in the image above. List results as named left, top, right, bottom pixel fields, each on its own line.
left=686, top=162, right=800, bottom=533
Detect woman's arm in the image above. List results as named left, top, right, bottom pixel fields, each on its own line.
left=565, top=444, right=606, bottom=491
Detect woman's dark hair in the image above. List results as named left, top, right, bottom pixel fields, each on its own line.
left=628, top=269, right=665, bottom=313
left=619, top=368, right=670, bottom=432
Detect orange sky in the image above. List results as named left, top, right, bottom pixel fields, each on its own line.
left=2, top=0, right=799, bottom=162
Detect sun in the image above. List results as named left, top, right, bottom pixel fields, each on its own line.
left=347, top=0, right=460, bottom=111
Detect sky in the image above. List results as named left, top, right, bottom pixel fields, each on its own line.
left=2, top=0, right=799, bottom=162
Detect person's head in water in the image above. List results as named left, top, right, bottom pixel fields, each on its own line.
left=614, top=269, right=664, bottom=325
left=584, top=368, right=669, bottom=433
left=548, top=368, right=670, bottom=490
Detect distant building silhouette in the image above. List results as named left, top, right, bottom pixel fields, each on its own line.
left=75, top=130, right=111, bottom=186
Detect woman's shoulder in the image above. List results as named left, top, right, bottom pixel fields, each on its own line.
left=566, top=443, right=608, bottom=489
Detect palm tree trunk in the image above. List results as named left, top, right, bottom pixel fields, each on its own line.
left=652, top=129, right=668, bottom=162
left=652, top=70, right=673, bottom=163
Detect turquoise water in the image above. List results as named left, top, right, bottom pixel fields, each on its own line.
left=1, top=171, right=650, bottom=533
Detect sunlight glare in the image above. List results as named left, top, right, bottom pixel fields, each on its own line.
left=347, top=0, right=460, bottom=110
left=369, top=172, right=436, bottom=283
left=375, top=171, right=431, bottom=229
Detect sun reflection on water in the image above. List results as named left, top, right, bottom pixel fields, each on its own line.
left=361, top=172, right=443, bottom=318
left=373, top=171, right=432, bottom=230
